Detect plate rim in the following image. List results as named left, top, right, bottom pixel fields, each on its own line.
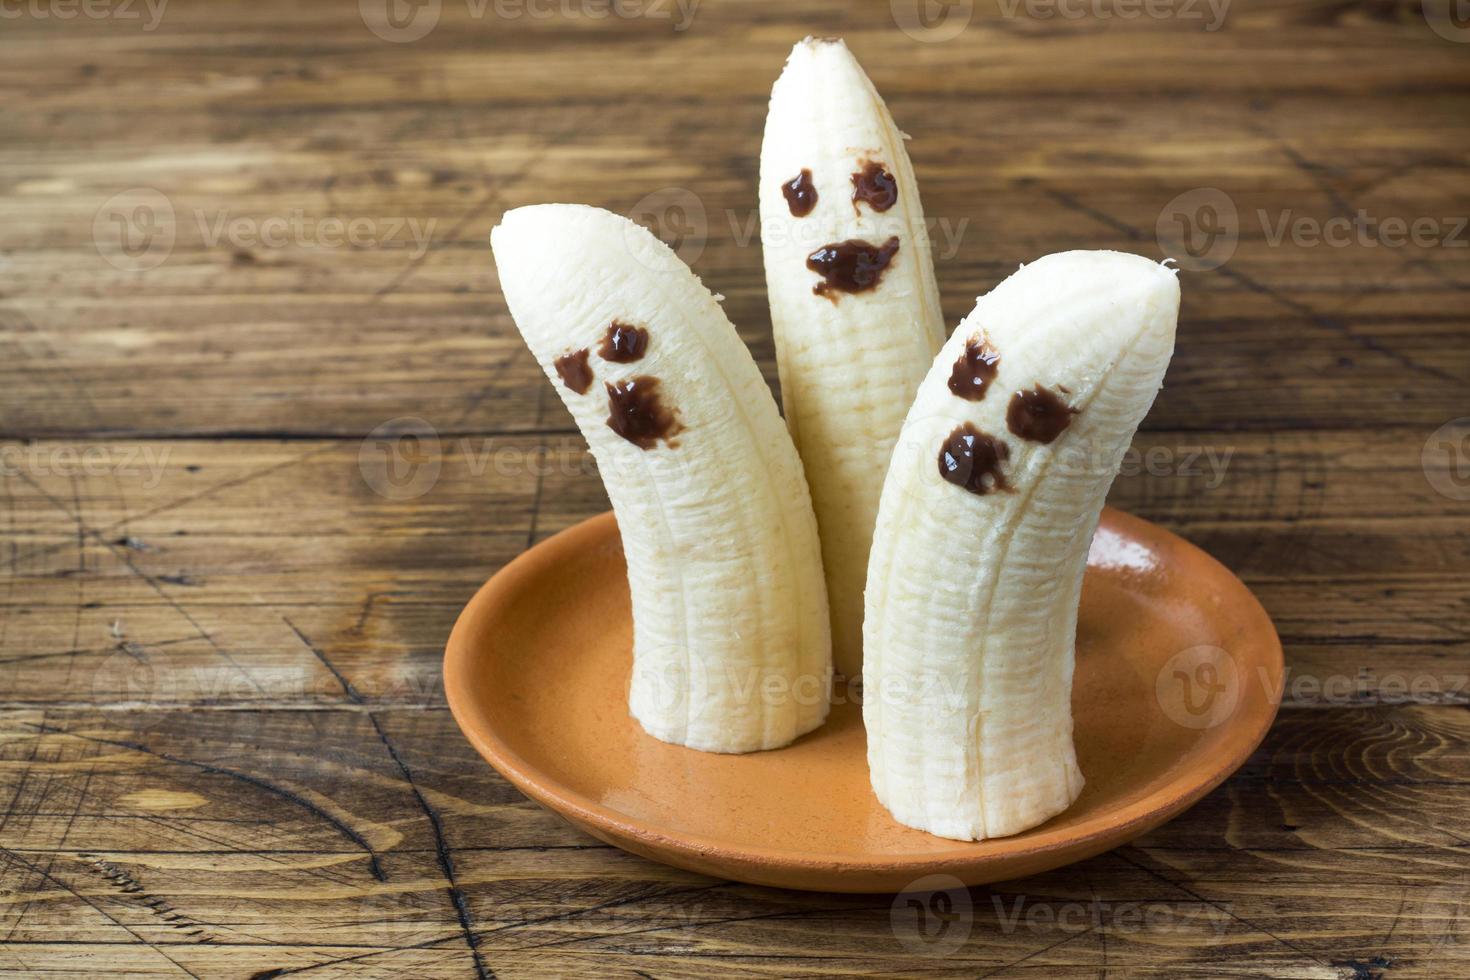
left=445, top=508, right=1284, bottom=888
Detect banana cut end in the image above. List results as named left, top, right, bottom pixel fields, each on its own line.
left=492, top=202, right=651, bottom=264
left=990, top=249, right=1181, bottom=347
left=780, top=34, right=867, bottom=87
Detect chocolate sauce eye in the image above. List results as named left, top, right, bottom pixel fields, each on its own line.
left=948, top=334, right=1000, bottom=401
left=554, top=348, right=593, bottom=395
left=1007, top=385, right=1079, bottom=444
left=851, top=161, right=897, bottom=213
left=782, top=169, right=818, bottom=217
left=938, top=423, right=1012, bottom=495
left=599, top=321, right=649, bottom=363
left=606, top=376, right=682, bottom=450
left=807, top=237, right=900, bottom=300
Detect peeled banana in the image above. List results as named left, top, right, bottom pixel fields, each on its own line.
left=863, top=250, right=1180, bottom=840
left=759, top=37, right=945, bottom=679
left=491, top=204, right=831, bottom=753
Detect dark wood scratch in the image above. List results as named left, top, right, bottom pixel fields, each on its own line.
left=1114, top=848, right=1327, bottom=969
left=283, top=618, right=492, bottom=979
left=0, top=847, right=204, bottom=979
left=13, top=470, right=265, bottom=695
left=26, top=724, right=387, bottom=883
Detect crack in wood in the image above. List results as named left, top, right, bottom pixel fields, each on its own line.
left=26, top=724, right=388, bottom=884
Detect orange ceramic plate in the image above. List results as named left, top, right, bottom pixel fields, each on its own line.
left=445, top=508, right=1282, bottom=892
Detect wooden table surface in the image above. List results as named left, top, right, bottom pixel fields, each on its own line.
left=3, top=0, right=1468, bottom=976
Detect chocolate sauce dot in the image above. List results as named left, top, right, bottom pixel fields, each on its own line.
left=938, top=423, right=1012, bottom=496
left=599, top=321, right=649, bottom=363
left=851, top=160, right=897, bottom=213
left=782, top=169, right=818, bottom=217
left=1007, top=385, right=1079, bottom=444
left=948, top=334, right=1000, bottom=401
left=606, top=376, right=682, bottom=450
left=807, top=236, right=900, bottom=300
left=553, top=348, right=592, bottom=395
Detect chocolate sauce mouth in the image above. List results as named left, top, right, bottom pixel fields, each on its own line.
left=806, top=236, right=900, bottom=300
left=938, top=423, right=1012, bottom=496
left=554, top=348, right=593, bottom=395
left=599, top=321, right=649, bottom=363
left=1007, top=385, right=1078, bottom=444
left=606, top=376, right=682, bottom=450
left=851, top=161, right=897, bottom=213
left=948, top=334, right=1000, bottom=402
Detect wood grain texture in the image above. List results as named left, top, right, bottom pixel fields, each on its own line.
left=1, top=0, right=1467, bottom=975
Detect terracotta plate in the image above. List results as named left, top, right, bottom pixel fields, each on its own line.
left=445, top=508, right=1282, bottom=892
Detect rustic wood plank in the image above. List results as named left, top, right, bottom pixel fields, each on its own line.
left=0, top=706, right=1465, bottom=978
left=2, top=435, right=1466, bottom=710
left=1, top=3, right=1465, bottom=437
